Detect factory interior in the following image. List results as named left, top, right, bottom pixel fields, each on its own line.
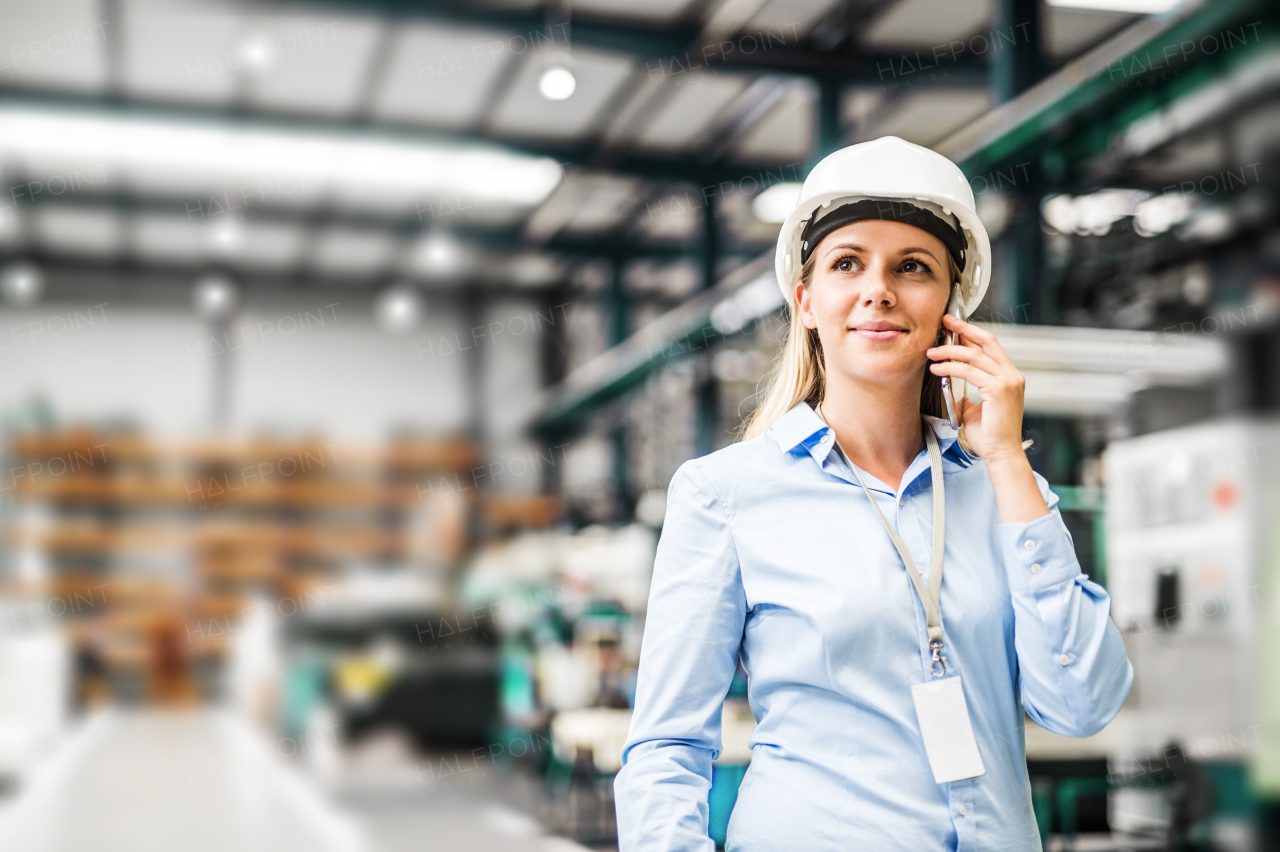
left=0, top=0, right=1276, bottom=849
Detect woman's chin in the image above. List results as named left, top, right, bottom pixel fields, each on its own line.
left=832, top=353, right=922, bottom=386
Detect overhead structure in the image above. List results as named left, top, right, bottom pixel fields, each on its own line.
left=935, top=0, right=1263, bottom=174
left=527, top=0, right=1272, bottom=434
left=1, top=0, right=1272, bottom=451
left=0, top=0, right=1174, bottom=285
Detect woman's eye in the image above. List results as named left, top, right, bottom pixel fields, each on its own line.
left=902, top=260, right=931, bottom=274
left=834, top=258, right=855, bottom=272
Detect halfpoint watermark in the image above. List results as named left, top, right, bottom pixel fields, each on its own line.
left=416, top=730, right=555, bottom=792
left=646, top=25, right=801, bottom=80
left=415, top=304, right=569, bottom=367
left=646, top=163, right=804, bottom=223
left=3, top=442, right=109, bottom=495
left=416, top=23, right=570, bottom=87
left=418, top=445, right=570, bottom=502
left=1107, top=21, right=1262, bottom=90
left=185, top=586, right=339, bottom=649
left=186, top=444, right=340, bottom=504
left=0, top=584, right=109, bottom=630
left=0, top=22, right=108, bottom=78
left=185, top=22, right=341, bottom=80
left=186, top=304, right=340, bottom=366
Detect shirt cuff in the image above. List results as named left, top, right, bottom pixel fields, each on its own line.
left=999, top=510, right=1081, bottom=594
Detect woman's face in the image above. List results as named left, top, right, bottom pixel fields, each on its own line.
left=796, top=219, right=952, bottom=392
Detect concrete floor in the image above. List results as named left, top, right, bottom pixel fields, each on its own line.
left=0, top=709, right=603, bottom=852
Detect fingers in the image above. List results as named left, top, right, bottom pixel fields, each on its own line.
left=930, top=359, right=1026, bottom=399
left=941, top=314, right=1016, bottom=371
left=926, top=344, right=1003, bottom=377
left=929, top=360, right=1006, bottom=392
left=942, top=312, right=994, bottom=342
left=929, top=360, right=990, bottom=387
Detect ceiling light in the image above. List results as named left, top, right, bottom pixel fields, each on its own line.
left=975, top=192, right=1013, bottom=242
left=1134, top=192, right=1193, bottom=236
left=235, top=31, right=278, bottom=76
left=507, top=253, right=563, bottom=288
left=1077, top=190, right=1148, bottom=235
left=375, top=286, right=425, bottom=334
left=1041, top=195, right=1077, bottom=234
left=1041, top=190, right=1149, bottom=236
left=1178, top=206, right=1234, bottom=242
left=1181, top=263, right=1211, bottom=306
left=0, top=261, right=44, bottom=306
left=0, top=106, right=564, bottom=215
left=1044, top=0, right=1180, bottom=13
left=207, top=218, right=246, bottom=257
left=192, top=273, right=240, bottom=322
left=711, top=272, right=784, bottom=335
left=751, top=182, right=803, bottom=224
left=413, top=232, right=462, bottom=277
left=538, top=66, right=576, bottom=101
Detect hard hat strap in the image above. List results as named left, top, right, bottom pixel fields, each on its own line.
left=799, top=198, right=967, bottom=272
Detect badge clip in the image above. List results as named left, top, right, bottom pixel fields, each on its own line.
left=930, top=639, right=947, bottom=678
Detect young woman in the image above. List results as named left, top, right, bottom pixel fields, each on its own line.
left=614, top=138, right=1132, bottom=851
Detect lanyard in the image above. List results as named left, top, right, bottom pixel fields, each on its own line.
left=817, top=407, right=949, bottom=677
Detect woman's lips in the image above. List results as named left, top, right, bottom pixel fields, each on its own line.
left=852, top=325, right=906, bottom=342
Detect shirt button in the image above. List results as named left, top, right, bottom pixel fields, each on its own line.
left=820, top=434, right=832, bottom=444
left=1059, top=654, right=1071, bottom=666
left=898, top=497, right=904, bottom=507
left=1031, top=563, right=1042, bottom=574
left=958, top=804, right=967, bottom=816
left=1024, top=540, right=1037, bottom=551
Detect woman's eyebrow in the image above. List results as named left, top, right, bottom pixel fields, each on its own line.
left=900, top=246, right=943, bottom=264
left=822, top=242, right=866, bottom=256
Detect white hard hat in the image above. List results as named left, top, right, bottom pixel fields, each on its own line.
left=774, top=136, right=991, bottom=318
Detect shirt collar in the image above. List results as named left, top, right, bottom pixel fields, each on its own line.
left=769, top=402, right=974, bottom=469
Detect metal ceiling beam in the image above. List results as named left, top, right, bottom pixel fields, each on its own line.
left=530, top=253, right=776, bottom=435
left=934, top=0, right=1267, bottom=177
left=4, top=192, right=723, bottom=275
left=293, top=0, right=992, bottom=78
left=23, top=255, right=561, bottom=300
left=1075, top=35, right=1280, bottom=183
left=692, top=76, right=793, bottom=162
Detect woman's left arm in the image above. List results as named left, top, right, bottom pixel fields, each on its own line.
left=930, top=316, right=1134, bottom=737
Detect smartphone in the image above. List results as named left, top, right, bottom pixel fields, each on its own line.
left=938, top=289, right=963, bottom=428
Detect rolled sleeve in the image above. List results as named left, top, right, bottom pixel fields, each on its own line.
left=999, top=475, right=1133, bottom=738
left=614, top=461, right=746, bottom=852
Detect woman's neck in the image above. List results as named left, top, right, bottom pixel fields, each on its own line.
left=820, top=371, right=925, bottom=492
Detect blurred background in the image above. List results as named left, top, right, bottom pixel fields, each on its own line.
left=0, top=0, right=1274, bottom=849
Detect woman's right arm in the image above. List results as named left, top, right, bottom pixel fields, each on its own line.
left=614, top=461, right=747, bottom=852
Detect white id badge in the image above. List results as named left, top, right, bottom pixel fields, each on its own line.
left=910, top=675, right=986, bottom=784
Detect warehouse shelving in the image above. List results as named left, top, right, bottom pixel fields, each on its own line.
left=1, top=428, right=482, bottom=705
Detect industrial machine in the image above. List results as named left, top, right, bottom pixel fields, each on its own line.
left=1104, top=420, right=1278, bottom=833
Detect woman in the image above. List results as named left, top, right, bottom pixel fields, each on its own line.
left=614, top=137, right=1133, bottom=851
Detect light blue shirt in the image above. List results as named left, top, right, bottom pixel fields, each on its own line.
left=615, top=402, right=1133, bottom=851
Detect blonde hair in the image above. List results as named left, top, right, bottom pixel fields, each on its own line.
left=740, top=251, right=968, bottom=448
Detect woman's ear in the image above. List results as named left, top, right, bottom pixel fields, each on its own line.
left=795, top=281, right=818, bottom=330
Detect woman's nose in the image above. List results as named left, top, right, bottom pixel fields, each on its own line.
left=860, top=267, right=895, bottom=307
